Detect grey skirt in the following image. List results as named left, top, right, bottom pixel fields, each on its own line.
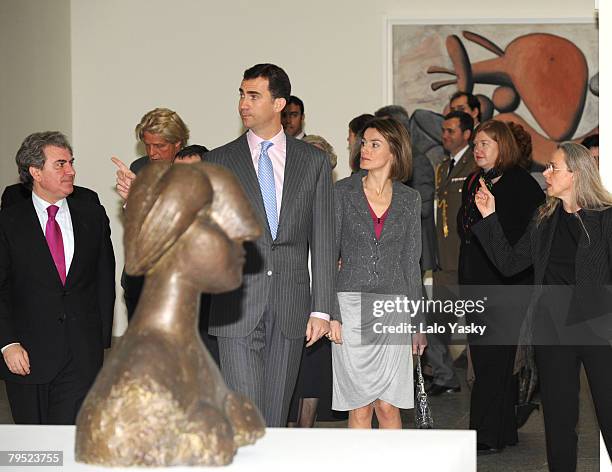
left=332, top=292, right=414, bottom=410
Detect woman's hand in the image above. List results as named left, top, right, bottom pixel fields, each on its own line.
left=328, top=320, right=343, bottom=344
left=475, top=177, right=496, bottom=218
left=412, top=332, right=427, bottom=356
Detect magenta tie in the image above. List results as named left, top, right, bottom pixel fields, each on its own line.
left=46, top=205, right=66, bottom=285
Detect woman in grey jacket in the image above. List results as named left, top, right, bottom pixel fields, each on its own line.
left=328, top=117, right=427, bottom=429
left=473, top=142, right=612, bottom=471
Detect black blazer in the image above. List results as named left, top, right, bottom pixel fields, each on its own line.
left=0, top=197, right=115, bottom=384
left=129, top=156, right=149, bottom=174
left=1, top=183, right=100, bottom=209
left=472, top=206, right=612, bottom=341
left=458, top=166, right=545, bottom=285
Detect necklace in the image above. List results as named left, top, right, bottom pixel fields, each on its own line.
left=362, top=176, right=391, bottom=197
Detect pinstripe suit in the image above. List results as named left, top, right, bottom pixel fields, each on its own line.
left=206, top=132, right=335, bottom=426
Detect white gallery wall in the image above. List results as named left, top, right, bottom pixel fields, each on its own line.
left=0, top=0, right=72, bottom=190
left=0, top=0, right=599, bottom=335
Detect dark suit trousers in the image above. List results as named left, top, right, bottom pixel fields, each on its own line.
left=535, top=345, right=612, bottom=472
left=217, top=308, right=303, bottom=427
left=5, top=347, right=92, bottom=424
left=469, top=344, right=518, bottom=449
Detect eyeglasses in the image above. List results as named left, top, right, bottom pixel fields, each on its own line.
left=545, top=163, right=571, bottom=173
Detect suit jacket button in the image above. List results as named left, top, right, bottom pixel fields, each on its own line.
left=266, top=270, right=273, bottom=276
left=58, top=313, right=66, bottom=323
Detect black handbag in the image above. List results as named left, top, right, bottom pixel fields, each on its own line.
left=414, top=354, right=434, bottom=429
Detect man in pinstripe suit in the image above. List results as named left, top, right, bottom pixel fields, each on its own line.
left=206, top=64, right=335, bottom=426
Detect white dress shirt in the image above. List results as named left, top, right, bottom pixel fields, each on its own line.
left=32, top=191, right=75, bottom=273
left=450, top=144, right=470, bottom=167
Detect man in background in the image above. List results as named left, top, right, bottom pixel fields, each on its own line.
left=281, top=95, right=306, bottom=139
left=449, top=92, right=481, bottom=128
left=426, top=111, right=475, bottom=396
left=173, top=144, right=209, bottom=164
left=114, top=107, right=190, bottom=199
left=112, top=107, right=190, bottom=319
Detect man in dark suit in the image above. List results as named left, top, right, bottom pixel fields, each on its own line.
left=0, top=131, right=115, bottom=424
left=206, top=64, right=335, bottom=426
left=426, top=111, right=475, bottom=395
left=1, top=183, right=99, bottom=209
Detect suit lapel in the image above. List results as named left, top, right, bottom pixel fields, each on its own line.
left=65, top=199, right=84, bottom=287
left=230, top=135, right=270, bottom=238
left=537, top=206, right=561, bottom=279
left=575, top=210, right=601, bottom=286
left=378, top=182, right=405, bottom=243
left=346, top=173, right=375, bottom=235
left=277, top=136, right=306, bottom=234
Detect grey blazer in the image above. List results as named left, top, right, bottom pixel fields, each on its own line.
left=206, top=133, right=336, bottom=339
left=334, top=172, right=422, bottom=321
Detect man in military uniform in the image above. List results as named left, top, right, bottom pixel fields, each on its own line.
left=426, top=110, right=475, bottom=395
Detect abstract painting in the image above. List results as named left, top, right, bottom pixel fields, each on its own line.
left=390, top=21, right=598, bottom=164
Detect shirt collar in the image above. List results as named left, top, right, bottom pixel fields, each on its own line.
left=451, top=144, right=470, bottom=162
left=32, top=190, right=67, bottom=214
left=247, top=127, right=286, bottom=153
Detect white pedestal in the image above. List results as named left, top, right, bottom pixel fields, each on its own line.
left=0, top=425, right=476, bottom=471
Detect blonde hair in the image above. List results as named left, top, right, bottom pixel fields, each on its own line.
left=538, top=142, right=612, bottom=222
left=135, top=108, right=190, bottom=147
left=303, top=135, right=337, bottom=169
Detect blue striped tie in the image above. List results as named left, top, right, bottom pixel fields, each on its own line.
left=257, top=141, right=278, bottom=239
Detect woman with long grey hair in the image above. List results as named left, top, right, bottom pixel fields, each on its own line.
left=472, top=142, right=612, bottom=471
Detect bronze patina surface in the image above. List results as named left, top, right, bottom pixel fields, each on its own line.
left=75, top=162, right=264, bottom=466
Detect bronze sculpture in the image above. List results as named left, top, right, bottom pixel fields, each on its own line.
left=75, top=162, right=265, bottom=466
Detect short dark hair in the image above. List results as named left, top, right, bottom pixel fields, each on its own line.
left=349, top=113, right=375, bottom=135
left=175, top=144, right=209, bottom=161
left=450, top=91, right=481, bottom=120
left=348, top=114, right=375, bottom=172
left=581, top=133, right=599, bottom=149
left=15, top=131, right=73, bottom=189
left=362, top=117, right=413, bottom=182
left=286, top=95, right=304, bottom=115
left=243, top=63, right=291, bottom=101
left=443, top=111, right=474, bottom=134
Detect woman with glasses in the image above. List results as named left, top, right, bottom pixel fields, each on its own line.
left=458, top=120, right=545, bottom=454
left=473, top=142, right=612, bottom=471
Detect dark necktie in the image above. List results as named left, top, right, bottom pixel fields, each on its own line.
left=46, top=205, right=66, bottom=285
left=448, top=158, right=455, bottom=177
